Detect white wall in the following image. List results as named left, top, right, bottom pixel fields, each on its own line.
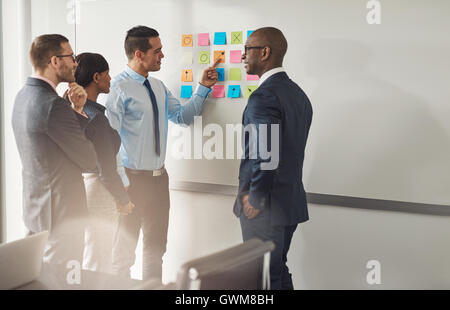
left=2, top=0, right=75, bottom=242
left=2, top=0, right=26, bottom=242
left=166, top=189, right=450, bottom=289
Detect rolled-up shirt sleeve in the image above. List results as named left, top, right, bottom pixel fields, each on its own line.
left=167, top=83, right=211, bottom=126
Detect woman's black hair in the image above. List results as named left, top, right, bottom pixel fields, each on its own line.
left=74, top=52, right=109, bottom=87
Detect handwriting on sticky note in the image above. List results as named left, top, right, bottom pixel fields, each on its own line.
left=182, top=34, right=193, bottom=47
left=227, top=85, right=241, bottom=98
left=245, top=85, right=258, bottom=98
left=216, top=68, right=225, bottom=81
left=231, top=31, right=243, bottom=44
left=198, top=33, right=210, bottom=46
left=214, top=51, right=225, bottom=64
left=198, top=51, right=210, bottom=64
left=181, top=69, right=193, bottom=82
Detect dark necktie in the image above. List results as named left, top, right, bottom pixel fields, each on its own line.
left=143, top=79, right=160, bottom=156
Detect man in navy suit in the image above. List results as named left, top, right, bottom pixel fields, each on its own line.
left=233, top=27, right=313, bottom=290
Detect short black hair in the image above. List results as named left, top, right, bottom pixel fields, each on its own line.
left=74, top=53, right=109, bottom=87
left=124, top=26, right=159, bottom=60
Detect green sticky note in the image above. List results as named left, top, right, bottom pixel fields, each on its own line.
left=245, top=85, right=258, bottom=98
left=229, top=68, right=241, bottom=81
left=231, top=31, right=243, bottom=44
left=198, top=51, right=210, bottom=64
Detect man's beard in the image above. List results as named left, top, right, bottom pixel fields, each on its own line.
left=57, top=65, right=75, bottom=83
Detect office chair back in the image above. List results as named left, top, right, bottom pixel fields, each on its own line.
left=175, top=238, right=275, bottom=290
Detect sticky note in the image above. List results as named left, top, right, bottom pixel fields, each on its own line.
left=227, top=85, right=241, bottom=98
left=245, top=85, right=258, bottom=98
left=230, top=50, right=242, bottom=63
left=198, top=51, right=210, bottom=64
left=229, top=68, right=241, bottom=81
left=246, top=74, right=259, bottom=80
left=182, top=34, right=193, bottom=47
left=181, top=69, right=193, bottom=82
left=214, top=50, right=225, bottom=64
left=216, top=68, right=225, bottom=81
left=247, top=30, right=254, bottom=38
left=182, top=51, right=192, bottom=65
left=213, top=32, right=226, bottom=45
left=181, top=85, right=193, bottom=98
left=231, top=31, right=243, bottom=44
left=212, top=85, right=225, bottom=98
left=198, top=33, right=210, bottom=46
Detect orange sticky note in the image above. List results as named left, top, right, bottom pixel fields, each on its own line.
left=214, top=50, right=226, bottom=64
left=181, top=69, right=193, bottom=82
left=182, top=34, right=193, bottom=47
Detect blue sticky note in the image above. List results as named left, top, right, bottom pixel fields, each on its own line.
left=181, top=85, right=193, bottom=98
left=214, top=32, right=227, bottom=45
left=216, top=68, right=225, bottom=81
left=227, top=85, right=241, bottom=98
left=247, top=30, right=254, bottom=38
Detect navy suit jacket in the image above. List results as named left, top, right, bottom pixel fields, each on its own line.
left=233, top=72, right=313, bottom=226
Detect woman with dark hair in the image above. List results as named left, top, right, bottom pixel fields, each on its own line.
left=74, top=52, right=134, bottom=273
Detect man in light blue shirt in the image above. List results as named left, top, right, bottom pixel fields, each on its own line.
left=106, top=26, right=219, bottom=280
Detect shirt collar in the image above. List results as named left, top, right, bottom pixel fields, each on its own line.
left=124, top=65, right=148, bottom=84
left=31, top=74, right=57, bottom=92
left=258, top=67, right=285, bottom=86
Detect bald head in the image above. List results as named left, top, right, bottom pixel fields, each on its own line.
left=250, top=27, right=288, bottom=61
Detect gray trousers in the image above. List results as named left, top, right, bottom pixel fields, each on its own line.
left=27, top=223, right=85, bottom=266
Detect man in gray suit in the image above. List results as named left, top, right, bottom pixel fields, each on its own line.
left=12, top=34, right=97, bottom=265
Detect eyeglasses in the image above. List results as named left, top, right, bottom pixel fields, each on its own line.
left=48, top=54, right=76, bottom=64
left=244, top=45, right=265, bottom=55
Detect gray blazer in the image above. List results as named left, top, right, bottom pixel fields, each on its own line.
left=12, top=77, right=97, bottom=232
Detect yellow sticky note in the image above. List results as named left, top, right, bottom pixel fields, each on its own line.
left=214, top=50, right=226, bottom=64
left=245, top=85, right=258, bottom=98
left=181, top=69, right=193, bottom=82
left=229, top=68, right=241, bottom=81
left=182, top=34, right=193, bottom=47
left=198, top=51, right=210, bottom=64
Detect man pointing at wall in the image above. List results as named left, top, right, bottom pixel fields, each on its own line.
left=106, top=26, right=219, bottom=281
left=234, top=27, right=313, bottom=289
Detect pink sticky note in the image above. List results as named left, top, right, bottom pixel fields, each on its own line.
left=246, top=74, right=259, bottom=81
left=230, top=50, right=242, bottom=63
left=212, top=85, right=225, bottom=98
left=198, top=33, right=210, bottom=46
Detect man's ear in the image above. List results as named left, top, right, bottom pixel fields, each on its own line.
left=93, top=72, right=99, bottom=83
left=135, top=50, right=143, bottom=62
left=261, top=46, right=271, bottom=62
left=49, top=55, right=58, bottom=67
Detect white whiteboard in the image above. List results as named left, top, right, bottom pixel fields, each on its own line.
left=73, top=0, right=450, bottom=205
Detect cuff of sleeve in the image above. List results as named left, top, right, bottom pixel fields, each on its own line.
left=120, top=173, right=130, bottom=188
left=195, top=83, right=212, bottom=98
left=248, top=190, right=270, bottom=211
